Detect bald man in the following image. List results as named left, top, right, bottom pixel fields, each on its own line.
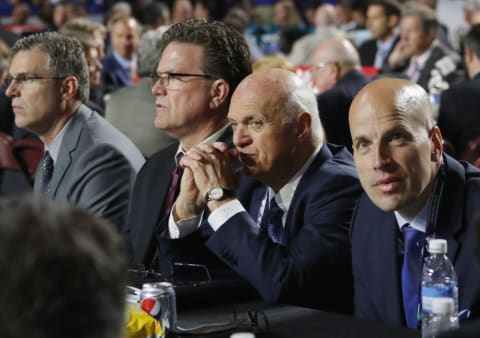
left=170, top=68, right=362, bottom=312
left=311, top=36, right=370, bottom=151
left=349, top=78, right=480, bottom=328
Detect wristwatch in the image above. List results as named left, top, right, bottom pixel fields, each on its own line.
left=205, top=187, right=234, bottom=202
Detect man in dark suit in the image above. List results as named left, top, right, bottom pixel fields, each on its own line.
left=438, top=25, right=480, bottom=158
left=125, top=19, right=252, bottom=269
left=175, top=69, right=362, bottom=312
left=385, top=2, right=463, bottom=91
left=102, top=16, right=140, bottom=94
left=311, top=36, right=370, bottom=151
left=358, top=0, right=401, bottom=72
left=349, top=78, right=480, bottom=329
left=5, top=32, right=145, bottom=230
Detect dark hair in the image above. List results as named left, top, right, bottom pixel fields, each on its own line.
left=0, top=195, right=127, bottom=338
left=464, top=24, right=480, bottom=59
left=11, top=32, right=90, bottom=102
left=368, top=0, right=401, bottom=18
left=158, top=19, right=252, bottom=98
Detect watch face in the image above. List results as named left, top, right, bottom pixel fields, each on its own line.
left=210, top=187, right=223, bottom=200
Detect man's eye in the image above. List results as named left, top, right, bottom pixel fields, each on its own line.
left=249, top=120, right=263, bottom=128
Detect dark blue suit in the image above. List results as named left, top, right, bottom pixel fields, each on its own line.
left=102, top=52, right=132, bottom=94
left=351, top=155, right=480, bottom=327
left=204, top=144, right=362, bottom=312
left=317, top=70, right=370, bottom=151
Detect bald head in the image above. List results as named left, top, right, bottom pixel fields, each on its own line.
left=350, top=78, right=435, bottom=131
left=228, top=68, right=323, bottom=190
left=311, top=36, right=360, bottom=93
left=349, top=78, right=443, bottom=219
left=232, top=68, right=323, bottom=143
left=315, top=4, right=337, bottom=27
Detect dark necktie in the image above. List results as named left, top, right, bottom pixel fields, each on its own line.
left=261, top=198, right=285, bottom=245
left=40, top=151, right=54, bottom=194
left=163, top=154, right=184, bottom=217
left=402, top=225, right=425, bottom=329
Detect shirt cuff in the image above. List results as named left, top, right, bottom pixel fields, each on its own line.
left=168, top=205, right=203, bottom=239
left=208, top=199, right=245, bottom=231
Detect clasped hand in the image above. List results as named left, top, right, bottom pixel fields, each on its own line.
left=173, top=142, right=238, bottom=219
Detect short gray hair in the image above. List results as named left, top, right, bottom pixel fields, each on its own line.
left=11, top=32, right=90, bottom=102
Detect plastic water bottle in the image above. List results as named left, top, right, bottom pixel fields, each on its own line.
left=422, top=298, right=459, bottom=337
left=421, top=239, right=459, bottom=337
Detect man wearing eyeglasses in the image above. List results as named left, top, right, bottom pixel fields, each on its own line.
left=4, top=32, right=145, bottom=230
left=310, top=36, right=370, bottom=152
left=125, top=19, right=252, bottom=272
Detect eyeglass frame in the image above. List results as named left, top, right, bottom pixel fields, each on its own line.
left=150, top=72, right=216, bottom=89
left=3, top=74, right=66, bottom=90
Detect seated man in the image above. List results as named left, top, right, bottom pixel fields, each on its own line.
left=171, top=68, right=363, bottom=312
left=310, top=36, right=370, bottom=151
left=5, top=32, right=145, bottom=230
left=349, top=78, right=480, bottom=329
left=0, top=195, right=127, bottom=338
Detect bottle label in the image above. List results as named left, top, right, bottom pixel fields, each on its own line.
left=422, top=286, right=456, bottom=314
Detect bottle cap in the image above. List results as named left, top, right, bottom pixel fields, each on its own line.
left=230, top=333, right=255, bottom=338
left=428, top=239, right=447, bottom=254
left=431, top=297, right=455, bottom=315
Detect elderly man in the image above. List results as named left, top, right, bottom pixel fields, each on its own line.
left=310, top=36, right=370, bottom=151
left=0, top=195, right=127, bottom=338
left=174, top=68, right=362, bottom=312
left=349, top=78, right=480, bottom=329
left=4, top=32, right=145, bottom=230
left=125, top=19, right=252, bottom=269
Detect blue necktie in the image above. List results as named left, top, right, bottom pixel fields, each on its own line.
left=264, top=198, right=284, bottom=245
left=402, top=225, right=425, bottom=329
left=40, top=151, right=54, bottom=194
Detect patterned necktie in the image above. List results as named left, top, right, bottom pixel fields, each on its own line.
left=402, top=225, right=425, bottom=329
left=163, top=153, right=184, bottom=217
left=40, top=151, right=54, bottom=194
left=261, top=197, right=285, bottom=245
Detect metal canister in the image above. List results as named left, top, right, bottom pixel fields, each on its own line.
left=140, top=282, right=177, bottom=333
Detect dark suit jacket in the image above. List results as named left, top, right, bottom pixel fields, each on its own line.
left=33, top=104, right=145, bottom=230
left=358, top=36, right=400, bottom=72
left=125, top=127, right=233, bottom=268
left=102, top=52, right=132, bottom=94
left=415, top=44, right=464, bottom=91
left=204, top=144, right=363, bottom=312
left=438, top=73, right=480, bottom=157
left=317, top=70, right=370, bottom=151
left=351, top=155, right=480, bottom=327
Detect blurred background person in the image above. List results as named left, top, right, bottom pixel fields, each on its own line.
left=105, top=27, right=176, bottom=158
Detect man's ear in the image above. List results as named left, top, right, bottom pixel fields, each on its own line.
left=297, top=112, right=312, bottom=140
left=430, top=126, right=444, bottom=162
left=61, top=76, right=79, bottom=100
left=209, top=79, right=230, bottom=109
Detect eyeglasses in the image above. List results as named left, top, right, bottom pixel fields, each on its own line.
left=3, top=74, right=65, bottom=90
left=150, top=72, right=215, bottom=89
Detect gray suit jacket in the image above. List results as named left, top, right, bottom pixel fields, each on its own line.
left=105, top=79, right=176, bottom=158
left=34, top=104, right=145, bottom=230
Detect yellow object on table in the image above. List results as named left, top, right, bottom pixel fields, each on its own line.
left=125, top=303, right=164, bottom=338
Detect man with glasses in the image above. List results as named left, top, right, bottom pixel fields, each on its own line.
left=125, top=19, right=252, bottom=272
left=310, top=36, right=370, bottom=152
left=4, top=32, right=145, bottom=230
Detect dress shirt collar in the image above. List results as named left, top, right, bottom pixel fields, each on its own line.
left=43, top=114, right=75, bottom=163
left=268, top=142, right=324, bottom=215
left=175, top=123, right=231, bottom=164
left=374, top=33, right=399, bottom=68
left=112, top=50, right=137, bottom=71
left=407, top=41, right=436, bottom=77
left=394, top=195, right=431, bottom=233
